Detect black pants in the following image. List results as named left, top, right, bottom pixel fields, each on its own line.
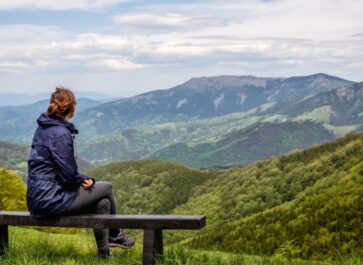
left=62, top=181, right=122, bottom=250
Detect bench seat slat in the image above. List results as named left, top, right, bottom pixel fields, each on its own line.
left=0, top=211, right=206, bottom=230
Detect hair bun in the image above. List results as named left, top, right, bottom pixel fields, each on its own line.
left=47, top=87, right=76, bottom=118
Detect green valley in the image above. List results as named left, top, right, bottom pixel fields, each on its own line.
left=146, top=121, right=336, bottom=168
left=81, top=132, right=363, bottom=259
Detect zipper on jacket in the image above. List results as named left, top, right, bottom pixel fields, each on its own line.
left=72, top=133, right=78, bottom=159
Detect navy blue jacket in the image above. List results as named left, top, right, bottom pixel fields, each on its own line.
left=27, top=112, right=92, bottom=218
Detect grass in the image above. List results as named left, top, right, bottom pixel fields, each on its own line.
left=293, top=106, right=333, bottom=123
left=0, top=227, right=361, bottom=265
left=323, top=124, right=359, bottom=137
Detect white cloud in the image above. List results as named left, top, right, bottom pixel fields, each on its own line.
left=0, top=0, right=127, bottom=11
left=112, top=0, right=363, bottom=40
left=113, top=12, right=227, bottom=32
left=0, top=0, right=363, bottom=93
left=229, top=0, right=363, bottom=41
left=101, top=58, right=144, bottom=70
left=0, top=22, right=362, bottom=76
left=0, top=62, right=27, bottom=73
left=0, top=28, right=139, bottom=73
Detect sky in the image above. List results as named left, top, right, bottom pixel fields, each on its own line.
left=0, top=0, right=362, bottom=97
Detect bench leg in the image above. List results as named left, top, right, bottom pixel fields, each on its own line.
left=155, top=229, right=163, bottom=257
left=0, top=225, right=8, bottom=256
left=142, top=229, right=163, bottom=265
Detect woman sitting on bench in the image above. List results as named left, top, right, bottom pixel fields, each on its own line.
left=26, top=87, right=134, bottom=257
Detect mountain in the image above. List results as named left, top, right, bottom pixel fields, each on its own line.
left=146, top=121, right=336, bottom=168
left=0, top=93, right=49, bottom=106
left=80, top=80, right=363, bottom=167
left=74, top=73, right=352, bottom=135
left=279, top=82, right=363, bottom=126
left=0, top=73, right=359, bottom=168
left=0, top=91, right=115, bottom=106
left=84, top=132, right=363, bottom=259
left=0, top=141, right=29, bottom=178
left=79, top=81, right=362, bottom=167
left=137, top=82, right=363, bottom=168
left=0, top=98, right=102, bottom=143
left=76, top=104, right=272, bottom=165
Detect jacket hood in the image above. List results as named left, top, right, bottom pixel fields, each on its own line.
left=37, top=112, right=79, bottom=134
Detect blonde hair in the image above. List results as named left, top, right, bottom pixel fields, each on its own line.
left=47, top=86, right=76, bottom=119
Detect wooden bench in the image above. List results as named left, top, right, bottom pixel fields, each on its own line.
left=0, top=211, right=206, bottom=265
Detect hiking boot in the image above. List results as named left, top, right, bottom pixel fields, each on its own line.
left=109, top=232, right=135, bottom=249
left=97, top=248, right=113, bottom=258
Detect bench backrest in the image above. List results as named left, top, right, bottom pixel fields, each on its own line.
left=0, top=211, right=205, bottom=230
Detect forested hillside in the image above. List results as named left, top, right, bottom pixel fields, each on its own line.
left=147, top=121, right=336, bottom=168
left=86, top=132, right=363, bottom=259
left=86, top=160, right=216, bottom=214
left=1, top=130, right=362, bottom=260
left=180, top=132, right=363, bottom=259
left=0, top=167, right=26, bottom=211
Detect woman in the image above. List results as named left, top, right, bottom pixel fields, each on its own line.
left=26, top=87, right=134, bottom=258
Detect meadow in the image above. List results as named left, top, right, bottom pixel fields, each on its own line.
left=1, top=226, right=362, bottom=265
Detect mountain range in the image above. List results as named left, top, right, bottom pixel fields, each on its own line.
left=0, top=73, right=361, bottom=168
left=146, top=81, right=363, bottom=167
left=0, top=91, right=116, bottom=107
left=73, top=73, right=352, bottom=135
left=76, top=74, right=361, bottom=167
left=0, top=98, right=101, bottom=142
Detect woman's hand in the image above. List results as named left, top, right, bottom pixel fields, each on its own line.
left=82, top=179, right=94, bottom=189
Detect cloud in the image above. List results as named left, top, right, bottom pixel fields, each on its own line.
left=0, top=62, right=27, bottom=73
left=0, top=23, right=362, bottom=76
left=350, top=32, right=363, bottom=39
left=0, top=28, right=141, bottom=73
left=0, top=0, right=363, bottom=91
left=101, top=58, right=144, bottom=70
left=112, top=12, right=228, bottom=32
left=112, top=0, right=363, bottom=39
left=0, top=0, right=127, bottom=11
